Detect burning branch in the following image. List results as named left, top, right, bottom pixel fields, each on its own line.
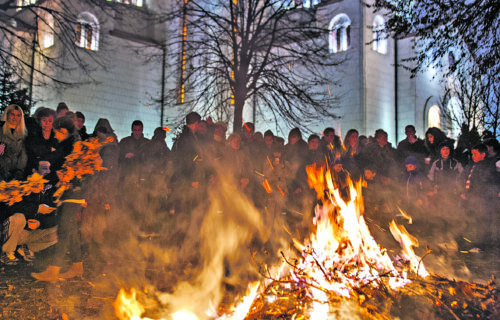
left=0, top=137, right=110, bottom=206
left=53, top=137, right=109, bottom=201
left=0, top=173, right=47, bottom=205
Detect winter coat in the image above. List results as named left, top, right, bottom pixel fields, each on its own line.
left=171, top=126, right=201, bottom=183
left=2, top=183, right=58, bottom=229
left=400, top=169, right=426, bottom=206
left=0, top=122, right=27, bottom=181
left=428, top=157, right=464, bottom=193
left=24, top=130, right=58, bottom=175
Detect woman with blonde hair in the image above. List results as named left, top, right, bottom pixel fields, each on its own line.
left=0, top=104, right=28, bottom=181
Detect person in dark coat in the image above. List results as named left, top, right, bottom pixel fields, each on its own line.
left=397, top=124, right=426, bottom=172
left=284, top=128, right=309, bottom=200
left=427, top=139, right=463, bottom=198
left=141, top=127, right=171, bottom=177
left=24, top=108, right=58, bottom=176
left=170, top=112, right=203, bottom=214
left=400, top=156, right=426, bottom=207
left=303, top=134, right=325, bottom=168
left=331, top=158, right=351, bottom=202
left=424, top=127, right=447, bottom=170
left=118, top=120, right=150, bottom=186
left=459, top=144, right=499, bottom=250
left=81, top=125, right=119, bottom=245
left=32, top=116, right=86, bottom=281
left=75, top=111, right=90, bottom=141
left=362, top=129, right=399, bottom=186
left=320, top=127, right=342, bottom=166
left=341, top=129, right=362, bottom=181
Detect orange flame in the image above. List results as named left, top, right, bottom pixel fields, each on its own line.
left=266, top=156, right=274, bottom=170
left=262, top=179, right=273, bottom=194
left=389, top=220, right=429, bottom=278
left=113, top=288, right=147, bottom=320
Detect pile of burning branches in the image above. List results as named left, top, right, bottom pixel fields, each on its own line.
left=112, top=162, right=499, bottom=319
left=216, top=271, right=498, bottom=319
left=96, top=159, right=499, bottom=320
left=212, top=165, right=499, bottom=319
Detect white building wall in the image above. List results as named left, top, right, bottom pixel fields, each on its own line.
left=396, top=37, right=444, bottom=142
left=313, top=0, right=364, bottom=139
left=29, top=1, right=167, bottom=141
left=34, top=37, right=164, bottom=140
left=8, top=0, right=445, bottom=145
left=363, top=6, right=397, bottom=143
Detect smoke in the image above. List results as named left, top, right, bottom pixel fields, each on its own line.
left=362, top=180, right=494, bottom=284
left=84, top=157, right=296, bottom=319
left=153, top=173, right=268, bottom=317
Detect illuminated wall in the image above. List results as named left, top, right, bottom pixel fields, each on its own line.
left=26, top=0, right=174, bottom=141
left=248, top=0, right=445, bottom=144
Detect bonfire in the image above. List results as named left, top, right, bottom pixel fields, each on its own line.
left=113, top=162, right=498, bottom=319
left=0, top=135, right=496, bottom=319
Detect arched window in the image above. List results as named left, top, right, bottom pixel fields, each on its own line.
left=76, top=12, right=99, bottom=51
left=428, top=105, right=441, bottom=129
left=372, top=15, right=387, bottom=54
left=39, top=14, right=54, bottom=49
left=446, top=97, right=463, bottom=138
left=329, top=14, right=351, bottom=53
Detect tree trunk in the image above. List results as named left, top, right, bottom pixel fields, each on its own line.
left=233, top=98, right=244, bottom=134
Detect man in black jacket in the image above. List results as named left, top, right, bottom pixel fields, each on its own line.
left=459, top=144, right=500, bottom=250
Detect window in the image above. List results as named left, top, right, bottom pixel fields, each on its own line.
left=16, top=0, right=36, bottom=10
left=303, top=0, right=321, bottom=8
left=446, top=97, right=463, bottom=138
left=76, top=12, right=99, bottom=51
left=428, top=105, right=441, bottom=129
left=372, top=15, right=387, bottom=54
left=39, top=14, right=54, bottom=49
left=329, top=14, right=351, bottom=53
left=448, top=51, right=456, bottom=72
left=106, top=0, right=144, bottom=7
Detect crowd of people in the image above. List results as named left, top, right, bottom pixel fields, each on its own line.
left=0, top=104, right=499, bottom=281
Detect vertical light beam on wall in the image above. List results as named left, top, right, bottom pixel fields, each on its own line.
left=178, top=0, right=188, bottom=104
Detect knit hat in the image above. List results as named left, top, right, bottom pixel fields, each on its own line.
left=404, top=155, right=418, bottom=166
